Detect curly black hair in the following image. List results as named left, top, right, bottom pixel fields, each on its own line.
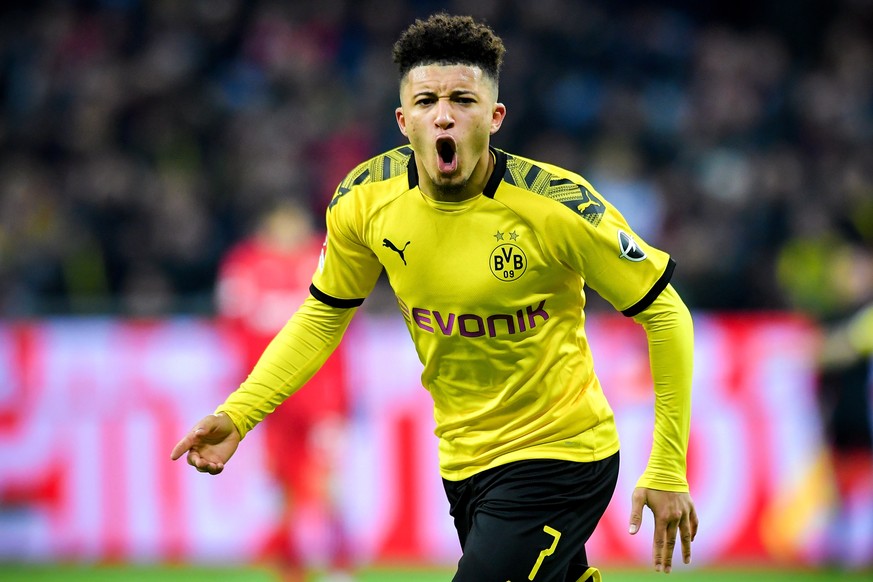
left=392, top=13, right=505, bottom=82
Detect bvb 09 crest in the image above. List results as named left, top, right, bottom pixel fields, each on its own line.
left=490, top=243, right=527, bottom=281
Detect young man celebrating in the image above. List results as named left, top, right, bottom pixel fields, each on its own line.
left=172, top=13, right=698, bottom=581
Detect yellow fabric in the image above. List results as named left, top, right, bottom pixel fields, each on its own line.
left=215, top=296, right=355, bottom=438
left=632, top=284, right=694, bottom=492
left=847, top=303, right=873, bottom=355
left=217, top=145, right=693, bottom=486
left=575, top=566, right=602, bottom=582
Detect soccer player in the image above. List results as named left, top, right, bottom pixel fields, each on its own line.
left=172, top=13, right=698, bottom=581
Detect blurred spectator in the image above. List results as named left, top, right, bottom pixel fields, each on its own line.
left=216, top=200, right=351, bottom=580
left=817, top=299, right=873, bottom=570
left=0, top=0, right=871, bottom=315
left=779, top=232, right=873, bottom=569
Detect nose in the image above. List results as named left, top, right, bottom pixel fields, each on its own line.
left=434, top=99, right=454, bottom=129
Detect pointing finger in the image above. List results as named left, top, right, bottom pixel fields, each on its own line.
left=170, top=431, right=198, bottom=461
left=170, top=422, right=211, bottom=461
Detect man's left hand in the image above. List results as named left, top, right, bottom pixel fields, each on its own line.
left=628, top=487, right=699, bottom=573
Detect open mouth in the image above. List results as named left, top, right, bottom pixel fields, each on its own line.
left=436, top=136, right=458, bottom=174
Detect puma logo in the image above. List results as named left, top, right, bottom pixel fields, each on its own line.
left=383, top=238, right=411, bottom=265
left=576, top=200, right=598, bottom=213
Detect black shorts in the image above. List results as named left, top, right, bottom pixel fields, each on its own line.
left=443, top=453, right=619, bottom=582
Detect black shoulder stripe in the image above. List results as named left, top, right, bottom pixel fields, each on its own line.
left=483, top=148, right=507, bottom=198
left=621, top=258, right=676, bottom=317
left=309, top=284, right=365, bottom=308
left=407, top=151, right=418, bottom=189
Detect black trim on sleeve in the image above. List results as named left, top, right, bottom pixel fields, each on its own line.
left=309, top=284, right=365, bottom=308
left=621, top=258, right=676, bottom=317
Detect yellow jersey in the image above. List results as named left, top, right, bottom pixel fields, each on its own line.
left=308, top=146, right=675, bottom=481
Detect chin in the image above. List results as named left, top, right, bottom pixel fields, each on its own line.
left=433, top=182, right=468, bottom=198
left=433, top=173, right=464, bottom=187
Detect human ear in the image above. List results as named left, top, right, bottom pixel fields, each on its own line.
left=490, top=102, right=507, bottom=135
left=396, top=106, right=408, bottom=137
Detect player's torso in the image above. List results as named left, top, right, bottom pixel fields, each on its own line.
left=372, top=190, right=575, bottom=334
left=321, top=149, right=625, bottom=478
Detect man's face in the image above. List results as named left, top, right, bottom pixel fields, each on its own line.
left=396, top=63, right=506, bottom=200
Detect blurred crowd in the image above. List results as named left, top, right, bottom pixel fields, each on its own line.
left=1, top=0, right=872, bottom=318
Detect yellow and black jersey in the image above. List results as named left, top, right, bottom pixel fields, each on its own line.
left=311, top=146, right=675, bottom=481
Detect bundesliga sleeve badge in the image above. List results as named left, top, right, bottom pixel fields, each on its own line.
left=617, top=230, right=647, bottom=261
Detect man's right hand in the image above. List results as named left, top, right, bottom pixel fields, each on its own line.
left=170, top=412, right=241, bottom=475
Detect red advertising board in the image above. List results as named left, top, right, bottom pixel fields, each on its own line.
left=0, top=312, right=861, bottom=567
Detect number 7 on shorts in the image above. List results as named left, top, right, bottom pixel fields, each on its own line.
left=528, top=525, right=561, bottom=580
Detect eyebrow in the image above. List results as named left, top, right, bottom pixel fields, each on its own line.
left=412, top=89, right=477, bottom=99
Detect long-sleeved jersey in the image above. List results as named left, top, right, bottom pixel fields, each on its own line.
left=217, top=145, right=693, bottom=488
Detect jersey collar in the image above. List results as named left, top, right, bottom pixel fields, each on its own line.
left=407, top=147, right=507, bottom=199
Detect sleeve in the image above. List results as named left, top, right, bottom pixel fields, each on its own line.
left=631, top=283, right=695, bottom=492
left=310, top=184, right=384, bottom=306
left=585, top=201, right=673, bottom=315
left=547, top=190, right=674, bottom=316
left=215, top=295, right=355, bottom=438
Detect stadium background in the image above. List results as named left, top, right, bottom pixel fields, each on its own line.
left=1, top=0, right=872, bottom=579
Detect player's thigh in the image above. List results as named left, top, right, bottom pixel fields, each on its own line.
left=451, top=456, right=618, bottom=582
left=453, top=505, right=586, bottom=582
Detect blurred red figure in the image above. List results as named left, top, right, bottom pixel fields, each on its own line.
left=216, top=201, right=351, bottom=581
